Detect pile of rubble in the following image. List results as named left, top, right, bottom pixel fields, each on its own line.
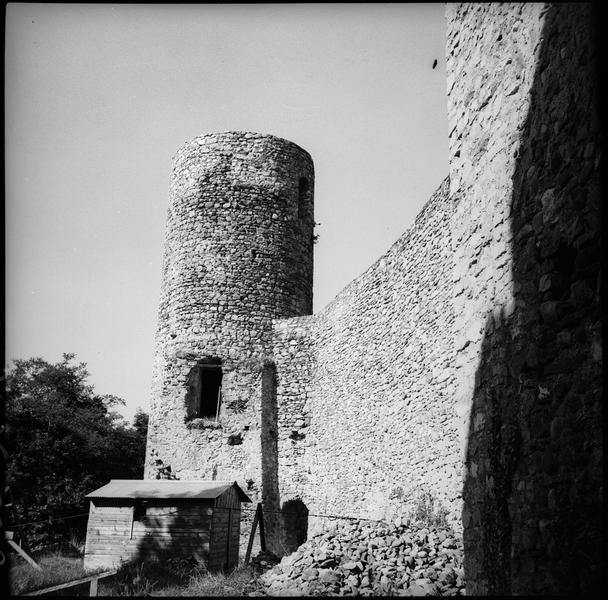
left=256, top=518, right=465, bottom=596
left=248, top=550, right=281, bottom=575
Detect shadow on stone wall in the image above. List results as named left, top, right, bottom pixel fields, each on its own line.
left=463, top=4, right=602, bottom=595
left=260, top=360, right=282, bottom=556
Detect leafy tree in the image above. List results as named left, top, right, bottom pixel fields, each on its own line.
left=132, top=408, right=149, bottom=438
left=4, top=353, right=148, bottom=549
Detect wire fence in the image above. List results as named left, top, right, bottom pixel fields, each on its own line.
left=239, top=504, right=389, bottom=524
left=8, top=505, right=387, bottom=530
left=6, top=513, right=90, bottom=557
left=6, top=500, right=392, bottom=560
left=7, top=513, right=90, bottom=529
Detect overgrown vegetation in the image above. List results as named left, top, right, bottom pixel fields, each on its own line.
left=389, top=486, right=451, bottom=529
left=5, top=353, right=148, bottom=550
left=9, top=550, right=255, bottom=597
left=98, top=559, right=254, bottom=597
left=409, top=489, right=450, bottom=529
left=159, top=564, right=254, bottom=597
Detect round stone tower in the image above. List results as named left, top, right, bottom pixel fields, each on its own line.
left=145, top=132, right=314, bottom=496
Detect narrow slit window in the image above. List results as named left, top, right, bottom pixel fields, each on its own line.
left=298, top=177, right=309, bottom=220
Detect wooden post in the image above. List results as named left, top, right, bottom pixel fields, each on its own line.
left=130, top=505, right=135, bottom=540
left=244, top=504, right=259, bottom=565
left=215, top=386, right=222, bottom=422
left=19, top=523, right=32, bottom=554
left=6, top=484, right=32, bottom=556
left=257, top=503, right=266, bottom=552
left=22, top=570, right=116, bottom=596
left=7, top=539, right=41, bottom=570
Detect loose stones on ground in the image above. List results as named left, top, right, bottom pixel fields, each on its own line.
left=254, top=519, right=465, bottom=596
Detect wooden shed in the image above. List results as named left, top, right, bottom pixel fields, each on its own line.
left=83, top=480, right=250, bottom=572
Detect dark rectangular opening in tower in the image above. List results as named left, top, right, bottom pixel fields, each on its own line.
left=298, top=177, right=309, bottom=220
left=197, top=365, right=223, bottom=419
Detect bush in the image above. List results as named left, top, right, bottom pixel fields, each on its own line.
left=408, top=489, right=450, bottom=529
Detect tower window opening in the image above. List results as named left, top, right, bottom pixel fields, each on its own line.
left=186, top=360, right=223, bottom=421
left=298, top=177, right=309, bottom=220
left=197, top=364, right=223, bottom=419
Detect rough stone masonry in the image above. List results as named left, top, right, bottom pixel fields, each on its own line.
left=145, top=3, right=601, bottom=595
left=446, top=3, right=601, bottom=595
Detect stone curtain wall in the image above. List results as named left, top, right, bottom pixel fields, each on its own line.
left=145, top=3, right=602, bottom=585
left=145, top=132, right=314, bottom=507
left=446, top=3, right=544, bottom=456
left=446, top=3, right=602, bottom=595
left=272, top=178, right=459, bottom=543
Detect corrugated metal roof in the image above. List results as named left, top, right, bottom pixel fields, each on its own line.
left=86, top=480, right=251, bottom=502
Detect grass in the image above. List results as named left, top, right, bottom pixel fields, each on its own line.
left=98, top=558, right=256, bottom=596
left=154, top=565, right=255, bottom=596
left=9, top=553, right=104, bottom=596
left=11, top=547, right=259, bottom=597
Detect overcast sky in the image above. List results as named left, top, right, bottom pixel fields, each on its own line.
left=5, top=3, right=449, bottom=422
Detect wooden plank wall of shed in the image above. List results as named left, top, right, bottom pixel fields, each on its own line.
left=208, top=487, right=241, bottom=571
left=84, top=500, right=213, bottom=571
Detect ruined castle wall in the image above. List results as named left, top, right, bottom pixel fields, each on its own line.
left=145, top=132, right=315, bottom=506
left=272, top=178, right=459, bottom=542
left=446, top=3, right=601, bottom=594
left=446, top=2, right=546, bottom=469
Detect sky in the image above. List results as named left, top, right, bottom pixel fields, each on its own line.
left=5, top=3, right=449, bottom=423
